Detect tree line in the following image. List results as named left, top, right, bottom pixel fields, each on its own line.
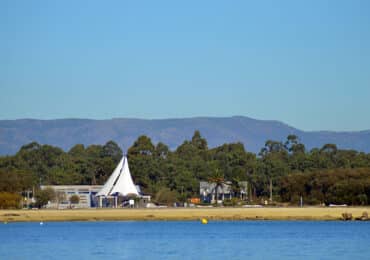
left=1, top=131, right=370, bottom=208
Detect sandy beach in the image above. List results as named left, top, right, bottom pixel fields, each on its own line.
left=1, top=207, right=369, bottom=222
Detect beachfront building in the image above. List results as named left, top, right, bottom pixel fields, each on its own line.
left=199, top=181, right=248, bottom=204
left=41, top=184, right=150, bottom=209
left=40, top=156, right=151, bottom=209
left=41, top=185, right=103, bottom=209
left=96, top=155, right=150, bottom=208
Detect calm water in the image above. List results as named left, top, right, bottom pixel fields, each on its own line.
left=1, top=221, right=369, bottom=259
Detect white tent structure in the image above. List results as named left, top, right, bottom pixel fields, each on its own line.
left=96, top=156, right=139, bottom=207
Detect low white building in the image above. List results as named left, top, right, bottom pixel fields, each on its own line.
left=41, top=185, right=102, bottom=208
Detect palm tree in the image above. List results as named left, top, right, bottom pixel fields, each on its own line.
left=230, top=177, right=241, bottom=199
left=208, top=169, right=225, bottom=205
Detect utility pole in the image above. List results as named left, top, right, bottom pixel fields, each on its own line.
left=269, top=178, right=273, bottom=202
left=27, top=190, right=30, bottom=208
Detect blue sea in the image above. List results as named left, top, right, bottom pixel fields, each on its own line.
left=1, top=221, right=369, bottom=259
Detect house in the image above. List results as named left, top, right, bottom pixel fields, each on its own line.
left=199, top=181, right=248, bottom=204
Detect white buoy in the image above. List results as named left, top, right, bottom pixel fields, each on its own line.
left=40, top=221, right=43, bottom=226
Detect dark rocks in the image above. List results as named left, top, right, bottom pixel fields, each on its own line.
left=355, top=211, right=369, bottom=221
left=351, top=211, right=369, bottom=221
left=342, top=212, right=353, bottom=221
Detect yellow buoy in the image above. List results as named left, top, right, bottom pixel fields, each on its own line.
left=201, top=218, right=208, bottom=224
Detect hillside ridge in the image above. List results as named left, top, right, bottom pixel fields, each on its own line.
left=1, top=116, right=369, bottom=155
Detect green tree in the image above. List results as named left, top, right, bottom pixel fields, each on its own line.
left=191, top=130, right=208, bottom=150
left=128, top=136, right=156, bottom=194
left=129, top=136, right=155, bottom=156
left=155, top=142, right=169, bottom=159
left=35, top=187, right=56, bottom=208
left=101, top=141, right=123, bottom=162
left=68, top=144, right=86, bottom=157
left=154, top=188, right=178, bottom=206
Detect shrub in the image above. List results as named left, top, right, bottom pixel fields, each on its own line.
left=69, top=195, right=80, bottom=204
left=223, top=198, right=239, bottom=207
left=0, top=192, right=22, bottom=209
left=154, top=188, right=178, bottom=205
left=35, top=187, right=56, bottom=208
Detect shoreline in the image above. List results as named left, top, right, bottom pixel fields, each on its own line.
left=1, top=207, right=370, bottom=222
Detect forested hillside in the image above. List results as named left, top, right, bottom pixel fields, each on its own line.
left=1, top=131, right=370, bottom=207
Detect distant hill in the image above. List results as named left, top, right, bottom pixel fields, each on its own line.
left=1, top=116, right=370, bottom=155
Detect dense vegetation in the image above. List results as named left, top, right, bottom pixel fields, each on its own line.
left=1, top=131, right=370, bottom=207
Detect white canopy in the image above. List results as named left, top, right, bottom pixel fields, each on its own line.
left=96, top=156, right=139, bottom=197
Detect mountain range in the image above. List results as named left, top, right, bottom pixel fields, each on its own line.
left=1, top=116, right=370, bottom=155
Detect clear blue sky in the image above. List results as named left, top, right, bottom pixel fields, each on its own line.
left=1, top=0, right=370, bottom=131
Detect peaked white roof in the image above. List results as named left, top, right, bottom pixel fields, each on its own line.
left=96, top=156, right=139, bottom=197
